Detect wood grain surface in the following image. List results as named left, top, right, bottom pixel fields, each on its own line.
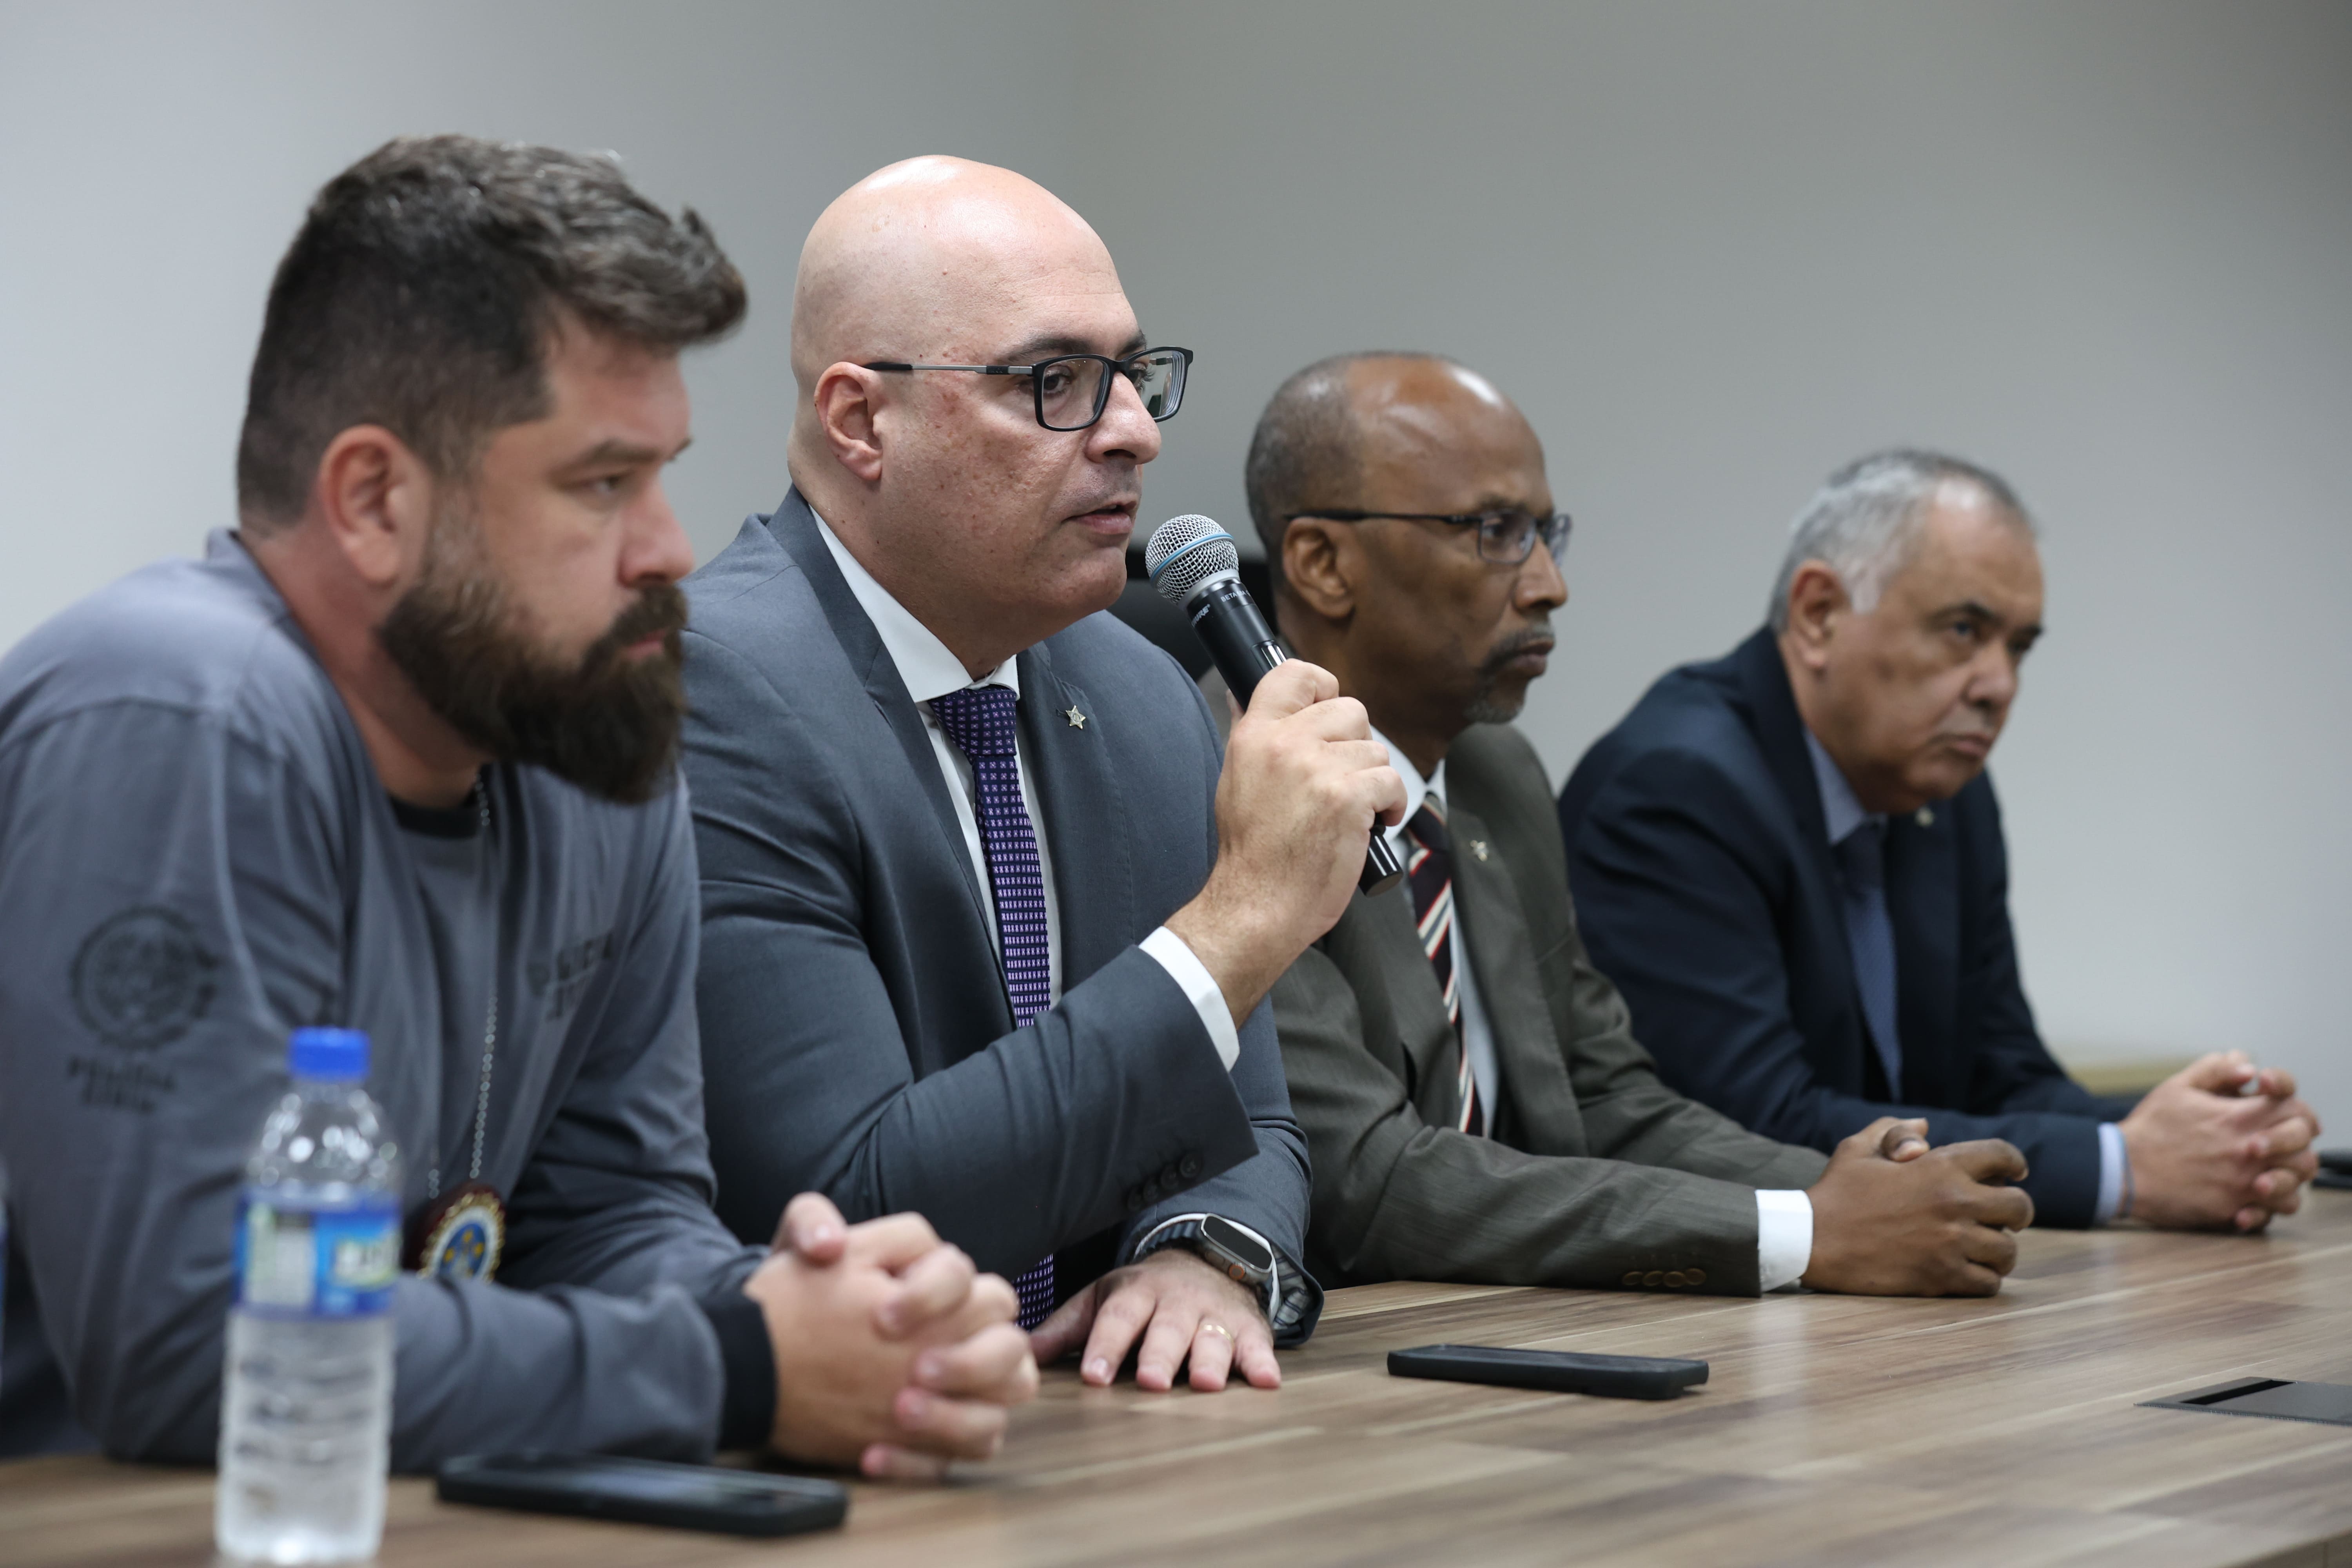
left=9, top=1192, right=2352, bottom=1568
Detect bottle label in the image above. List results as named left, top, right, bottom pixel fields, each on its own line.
left=234, top=1194, right=400, bottom=1319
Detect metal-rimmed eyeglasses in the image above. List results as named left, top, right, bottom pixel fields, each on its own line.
left=1282, top=508, right=1572, bottom=566
left=861, top=347, right=1193, bottom=432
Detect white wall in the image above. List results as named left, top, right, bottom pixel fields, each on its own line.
left=5, top=3, right=2348, bottom=1123
left=0, top=0, right=1079, bottom=620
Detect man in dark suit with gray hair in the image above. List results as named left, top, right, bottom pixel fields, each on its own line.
left=1254, top=352, right=2035, bottom=1298
left=1561, top=448, right=2320, bottom=1232
left=682, top=158, right=1404, bottom=1394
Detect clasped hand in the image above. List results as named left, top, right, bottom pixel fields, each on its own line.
left=1803, top=1117, right=2034, bottom=1296
left=742, top=1194, right=1039, bottom=1480
left=2120, top=1052, right=2321, bottom=1231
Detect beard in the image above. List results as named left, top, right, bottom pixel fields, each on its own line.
left=377, top=512, right=690, bottom=805
left=1463, top=624, right=1553, bottom=724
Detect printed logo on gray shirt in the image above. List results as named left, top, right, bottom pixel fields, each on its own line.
left=531, top=929, right=616, bottom=1020
left=71, top=906, right=219, bottom=1050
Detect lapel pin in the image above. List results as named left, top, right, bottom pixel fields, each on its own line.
left=1063, top=705, right=1087, bottom=730
left=1470, top=839, right=1490, bottom=861
left=1915, top=807, right=1934, bottom=828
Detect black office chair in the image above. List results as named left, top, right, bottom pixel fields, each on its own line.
left=1109, top=548, right=1274, bottom=681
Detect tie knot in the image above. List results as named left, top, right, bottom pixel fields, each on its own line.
left=1406, top=794, right=1449, bottom=856
left=1833, top=819, right=1887, bottom=890
left=931, top=684, right=1020, bottom=759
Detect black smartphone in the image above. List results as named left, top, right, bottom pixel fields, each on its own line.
left=437, top=1452, right=848, bottom=1538
left=1387, top=1344, right=1708, bottom=1401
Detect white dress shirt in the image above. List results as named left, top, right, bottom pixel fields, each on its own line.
left=814, top=515, right=1286, bottom=1316
left=1373, top=728, right=1815, bottom=1292
left=1802, top=730, right=2126, bottom=1224
left=811, top=514, right=1240, bottom=1070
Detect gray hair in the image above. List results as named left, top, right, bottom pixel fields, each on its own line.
left=1767, top=448, right=2033, bottom=631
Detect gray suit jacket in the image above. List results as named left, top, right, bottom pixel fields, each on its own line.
left=1275, top=723, right=1827, bottom=1296
left=680, top=492, right=1319, bottom=1339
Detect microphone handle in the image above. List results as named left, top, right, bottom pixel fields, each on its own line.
left=1186, top=579, right=1405, bottom=897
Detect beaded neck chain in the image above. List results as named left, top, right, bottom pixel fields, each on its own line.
left=424, top=774, right=498, bottom=1202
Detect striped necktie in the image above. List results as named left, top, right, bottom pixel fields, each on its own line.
left=930, top=684, right=1057, bottom=1328
left=1404, top=794, right=1483, bottom=1136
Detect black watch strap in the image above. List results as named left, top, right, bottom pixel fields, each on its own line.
left=1134, top=1216, right=1318, bottom=1342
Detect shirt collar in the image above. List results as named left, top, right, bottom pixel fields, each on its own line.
left=1371, top=725, right=1446, bottom=851
left=1804, top=727, right=1881, bottom=845
left=811, top=510, right=1020, bottom=704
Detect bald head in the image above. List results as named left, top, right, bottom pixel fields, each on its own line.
left=783, top=156, right=1163, bottom=676
left=1246, top=352, right=1531, bottom=586
left=791, top=157, right=1119, bottom=406
left=1251, top=352, right=1563, bottom=774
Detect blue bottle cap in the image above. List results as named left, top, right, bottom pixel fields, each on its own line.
left=288, top=1027, right=369, bottom=1082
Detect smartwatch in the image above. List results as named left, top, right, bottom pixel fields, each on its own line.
left=1149, top=1214, right=1276, bottom=1294
left=1133, top=1214, right=1320, bottom=1344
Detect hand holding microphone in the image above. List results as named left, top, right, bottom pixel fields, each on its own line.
left=1147, top=516, right=1404, bottom=897
left=1149, top=516, right=1407, bottom=1028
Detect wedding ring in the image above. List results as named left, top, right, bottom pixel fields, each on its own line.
left=1199, top=1321, right=1233, bottom=1340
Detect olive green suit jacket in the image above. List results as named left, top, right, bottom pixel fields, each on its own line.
left=1275, top=723, right=1829, bottom=1296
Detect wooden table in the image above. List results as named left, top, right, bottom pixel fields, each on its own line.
left=11, top=1192, right=2352, bottom=1568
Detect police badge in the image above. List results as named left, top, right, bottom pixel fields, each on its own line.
left=406, top=1182, right=505, bottom=1282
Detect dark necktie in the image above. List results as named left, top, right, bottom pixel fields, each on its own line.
left=1832, top=819, right=1903, bottom=1098
left=929, top=684, right=1056, bottom=1327
left=1404, top=795, right=1483, bottom=1136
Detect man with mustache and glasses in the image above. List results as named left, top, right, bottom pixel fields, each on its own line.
left=682, top=159, right=1402, bottom=1395
left=1560, top=450, right=2320, bottom=1233
left=0, top=136, right=1036, bottom=1479
left=1258, top=355, right=2037, bottom=1299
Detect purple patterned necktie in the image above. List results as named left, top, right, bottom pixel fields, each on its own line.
left=929, top=684, right=1056, bottom=1327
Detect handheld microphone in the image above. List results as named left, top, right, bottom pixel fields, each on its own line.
left=1145, top=515, right=1404, bottom=897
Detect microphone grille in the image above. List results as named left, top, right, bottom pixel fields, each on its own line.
left=1145, top=515, right=1241, bottom=605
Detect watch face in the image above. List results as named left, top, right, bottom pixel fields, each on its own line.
left=1201, top=1215, right=1274, bottom=1275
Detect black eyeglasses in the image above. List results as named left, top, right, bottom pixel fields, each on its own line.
left=862, top=347, right=1192, bottom=432
left=1283, top=508, right=1572, bottom=566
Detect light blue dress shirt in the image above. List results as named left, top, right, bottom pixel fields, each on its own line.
left=1802, top=731, right=2125, bottom=1223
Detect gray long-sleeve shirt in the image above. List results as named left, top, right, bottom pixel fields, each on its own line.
left=0, top=532, right=762, bottom=1468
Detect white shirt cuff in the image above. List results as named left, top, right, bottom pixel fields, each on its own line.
left=2094, top=1122, right=2128, bottom=1225
left=1139, top=926, right=1240, bottom=1072
left=1756, top=1188, right=1814, bottom=1292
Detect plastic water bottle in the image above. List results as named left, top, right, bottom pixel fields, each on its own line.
left=217, top=1028, right=401, bottom=1564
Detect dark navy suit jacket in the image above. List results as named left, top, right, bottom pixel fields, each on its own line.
left=679, top=492, right=1320, bottom=1336
left=1556, top=628, right=2105, bottom=1227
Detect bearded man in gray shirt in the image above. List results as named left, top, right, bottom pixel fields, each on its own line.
left=0, top=136, right=1034, bottom=1478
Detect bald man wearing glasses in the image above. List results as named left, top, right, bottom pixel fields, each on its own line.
left=1256, top=352, right=2036, bottom=1300
left=680, top=160, right=1406, bottom=1396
